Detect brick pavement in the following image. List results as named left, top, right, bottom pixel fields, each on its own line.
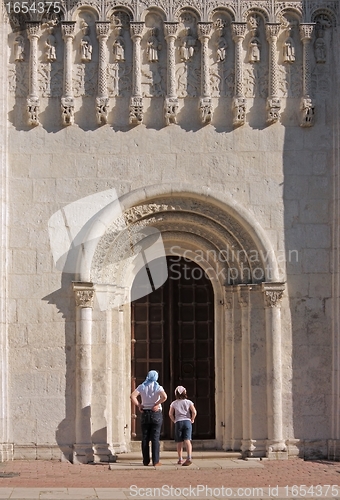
left=0, top=455, right=339, bottom=499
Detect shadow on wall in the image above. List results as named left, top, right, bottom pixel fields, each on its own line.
left=282, top=103, right=333, bottom=458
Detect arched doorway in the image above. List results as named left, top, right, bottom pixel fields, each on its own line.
left=131, top=256, right=215, bottom=441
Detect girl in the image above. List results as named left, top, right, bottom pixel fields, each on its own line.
left=169, top=386, right=197, bottom=466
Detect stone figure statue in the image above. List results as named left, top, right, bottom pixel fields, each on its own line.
left=179, top=28, right=196, bottom=62
left=45, top=27, right=57, bottom=62
left=283, top=37, right=295, bottom=63
left=147, top=28, right=161, bottom=63
left=113, top=31, right=125, bottom=62
left=80, top=23, right=92, bottom=62
left=248, top=37, right=260, bottom=63
left=216, top=34, right=227, bottom=62
left=314, top=37, right=326, bottom=63
left=14, top=35, right=25, bottom=62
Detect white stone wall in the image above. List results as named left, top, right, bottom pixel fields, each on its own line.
left=1, top=0, right=339, bottom=460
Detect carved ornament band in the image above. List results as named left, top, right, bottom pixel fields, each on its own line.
left=26, top=22, right=40, bottom=38
left=262, top=282, right=285, bottom=308
left=164, top=22, right=178, bottom=38
left=266, top=23, right=281, bottom=40
left=73, top=282, right=95, bottom=308
left=96, top=22, right=110, bottom=38
left=130, top=22, right=144, bottom=38
left=231, top=22, right=247, bottom=40
left=197, top=23, right=213, bottom=39
left=300, top=23, right=315, bottom=41
left=61, top=22, right=76, bottom=39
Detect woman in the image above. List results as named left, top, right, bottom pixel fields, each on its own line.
left=130, top=370, right=167, bottom=466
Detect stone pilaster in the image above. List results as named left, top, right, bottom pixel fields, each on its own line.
left=61, top=22, right=76, bottom=126
left=198, top=23, right=213, bottom=124
left=72, top=282, right=94, bottom=464
left=266, top=24, right=281, bottom=124
left=223, top=285, right=235, bottom=450
left=129, top=22, right=144, bottom=125
left=26, top=22, right=40, bottom=126
left=262, top=282, right=287, bottom=458
left=300, top=23, right=315, bottom=127
left=239, top=285, right=256, bottom=457
left=231, top=23, right=247, bottom=127
left=164, top=22, right=179, bottom=125
left=96, top=22, right=110, bottom=125
left=0, top=3, right=11, bottom=462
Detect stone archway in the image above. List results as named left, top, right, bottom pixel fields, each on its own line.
left=71, top=187, right=286, bottom=462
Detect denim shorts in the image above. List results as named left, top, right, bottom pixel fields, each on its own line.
left=174, top=420, right=192, bottom=442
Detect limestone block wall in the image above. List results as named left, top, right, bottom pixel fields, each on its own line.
left=1, top=0, right=339, bottom=460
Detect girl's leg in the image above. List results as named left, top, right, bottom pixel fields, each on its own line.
left=184, top=439, right=192, bottom=459
left=176, top=442, right=184, bottom=462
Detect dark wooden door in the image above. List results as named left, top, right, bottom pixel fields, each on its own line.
left=131, top=256, right=215, bottom=440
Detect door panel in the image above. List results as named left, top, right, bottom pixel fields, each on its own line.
left=131, top=257, right=215, bottom=440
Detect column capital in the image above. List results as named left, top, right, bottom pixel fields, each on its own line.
left=130, top=22, right=144, bottom=39
left=26, top=21, right=40, bottom=39
left=96, top=21, right=110, bottom=38
left=262, top=282, right=285, bottom=308
left=197, top=22, right=213, bottom=39
left=61, top=21, right=76, bottom=39
left=265, top=23, right=281, bottom=40
left=300, top=23, right=315, bottom=42
left=164, top=22, right=178, bottom=39
left=231, top=22, right=247, bottom=41
left=73, top=282, right=95, bottom=308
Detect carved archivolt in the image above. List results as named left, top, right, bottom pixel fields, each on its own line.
left=90, top=197, right=268, bottom=286
left=7, top=1, right=337, bottom=127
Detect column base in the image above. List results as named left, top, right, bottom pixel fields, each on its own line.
left=0, top=443, right=13, bottom=462
left=72, top=443, right=94, bottom=464
left=241, top=439, right=256, bottom=457
left=93, top=443, right=117, bottom=463
left=328, top=439, right=340, bottom=460
left=266, top=439, right=288, bottom=459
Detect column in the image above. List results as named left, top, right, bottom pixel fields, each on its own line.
left=266, top=23, right=281, bottom=124
left=96, top=22, right=110, bottom=125
left=300, top=23, right=315, bottom=127
left=262, top=282, right=287, bottom=457
left=231, top=22, right=247, bottom=127
left=129, top=22, right=144, bottom=125
left=164, top=22, right=178, bottom=125
left=223, top=286, right=235, bottom=450
left=239, top=285, right=256, bottom=457
left=198, top=23, right=213, bottom=124
left=0, top=1, right=11, bottom=460
left=61, top=22, right=76, bottom=126
left=73, top=282, right=94, bottom=464
left=26, top=22, right=40, bottom=126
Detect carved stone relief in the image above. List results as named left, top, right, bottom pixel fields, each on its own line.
left=14, top=34, right=25, bottom=61
left=6, top=0, right=337, bottom=127
left=80, top=22, right=93, bottom=63
left=91, top=197, right=266, bottom=285
left=108, top=11, right=132, bottom=97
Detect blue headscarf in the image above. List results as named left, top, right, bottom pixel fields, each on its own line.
left=142, top=370, right=159, bottom=388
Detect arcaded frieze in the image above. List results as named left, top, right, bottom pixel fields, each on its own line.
left=5, top=0, right=337, bottom=127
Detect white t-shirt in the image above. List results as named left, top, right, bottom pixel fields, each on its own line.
left=170, top=399, right=194, bottom=422
left=136, top=382, right=164, bottom=410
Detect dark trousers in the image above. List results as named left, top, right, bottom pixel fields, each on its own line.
left=140, top=410, right=163, bottom=465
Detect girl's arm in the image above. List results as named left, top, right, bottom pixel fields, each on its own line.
left=169, top=405, right=176, bottom=423
left=190, top=403, right=197, bottom=423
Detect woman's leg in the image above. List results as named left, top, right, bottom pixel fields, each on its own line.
left=150, top=411, right=163, bottom=465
